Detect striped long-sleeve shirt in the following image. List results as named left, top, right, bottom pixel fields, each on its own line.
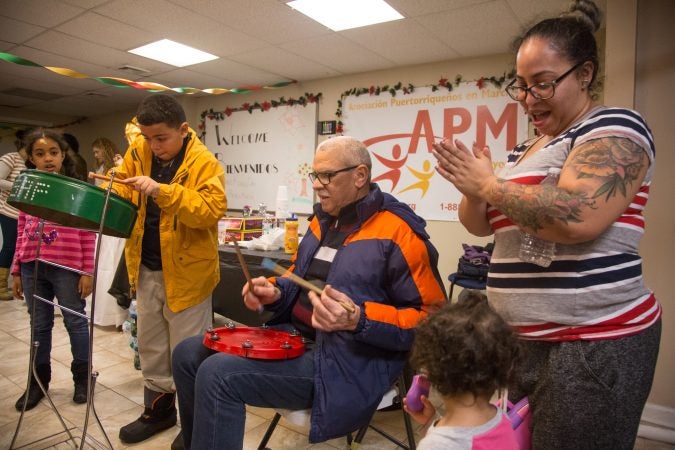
left=487, top=106, right=661, bottom=341
left=0, top=152, right=27, bottom=219
left=12, top=212, right=96, bottom=275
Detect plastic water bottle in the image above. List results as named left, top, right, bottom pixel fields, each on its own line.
left=519, top=168, right=561, bottom=267
left=262, top=214, right=274, bottom=235
left=128, top=300, right=141, bottom=370
left=133, top=350, right=141, bottom=370
left=129, top=300, right=137, bottom=320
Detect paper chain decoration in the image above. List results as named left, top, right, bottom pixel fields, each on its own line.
left=0, top=52, right=296, bottom=95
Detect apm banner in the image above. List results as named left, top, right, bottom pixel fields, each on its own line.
left=342, top=84, right=528, bottom=221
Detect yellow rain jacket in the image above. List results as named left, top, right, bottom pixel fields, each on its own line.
left=104, top=129, right=226, bottom=312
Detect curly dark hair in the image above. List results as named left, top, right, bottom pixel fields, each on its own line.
left=512, top=0, right=602, bottom=96
left=410, top=292, right=522, bottom=400
left=136, top=93, right=186, bottom=129
left=23, top=128, right=78, bottom=179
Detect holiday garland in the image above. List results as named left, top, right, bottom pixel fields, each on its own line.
left=335, top=71, right=515, bottom=133
left=198, top=92, right=322, bottom=138
left=0, top=51, right=297, bottom=95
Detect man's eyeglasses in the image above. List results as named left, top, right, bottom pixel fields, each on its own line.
left=505, top=62, right=584, bottom=101
left=308, top=165, right=358, bottom=185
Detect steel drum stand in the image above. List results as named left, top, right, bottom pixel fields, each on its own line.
left=10, top=177, right=121, bottom=450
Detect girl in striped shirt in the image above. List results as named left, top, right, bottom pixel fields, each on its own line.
left=12, top=128, right=95, bottom=411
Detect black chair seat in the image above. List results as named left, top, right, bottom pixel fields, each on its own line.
left=448, top=272, right=487, bottom=300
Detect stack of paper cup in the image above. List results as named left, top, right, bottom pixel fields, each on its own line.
left=275, top=185, right=289, bottom=220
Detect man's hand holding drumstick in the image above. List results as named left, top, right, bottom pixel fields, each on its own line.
left=242, top=257, right=360, bottom=332
left=243, top=279, right=360, bottom=332
left=242, top=276, right=281, bottom=312
left=308, top=285, right=361, bottom=332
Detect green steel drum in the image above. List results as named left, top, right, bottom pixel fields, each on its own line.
left=8, top=170, right=137, bottom=238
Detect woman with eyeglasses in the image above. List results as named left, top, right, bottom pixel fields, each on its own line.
left=432, top=1, right=660, bottom=448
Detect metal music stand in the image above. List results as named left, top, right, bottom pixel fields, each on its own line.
left=10, top=172, right=126, bottom=450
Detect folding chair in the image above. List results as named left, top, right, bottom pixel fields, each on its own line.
left=447, top=272, right=487, bottom=301
left=257, top=371, right=416, bottom=450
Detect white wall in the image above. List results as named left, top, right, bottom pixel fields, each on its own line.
left=66, top=110, right=133, bottom=169
left=633, top=0, right=675, bottom=420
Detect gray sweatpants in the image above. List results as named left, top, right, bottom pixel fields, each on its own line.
left=510, top=320, right=661, bottom=450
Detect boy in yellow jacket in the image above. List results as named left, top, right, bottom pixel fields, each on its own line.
left=103, top=94, right=227, bottom=443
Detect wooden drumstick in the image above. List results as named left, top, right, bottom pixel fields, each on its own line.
left=261, top=258, right=356, bottom=314
left=88, top=172, right=131, bottom=184
left=232, top=240, right=254, bottom=294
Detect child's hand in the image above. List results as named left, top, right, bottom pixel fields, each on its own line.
left=12, top=276, right=22, bottom=300
left=79, top=275, right=93, bottom=298
left=403, top=394, right=436, bottom=426
left=125, top=176, right=161, bottom=198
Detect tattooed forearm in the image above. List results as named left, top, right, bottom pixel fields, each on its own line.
left=489, top=138, right=646, bottom=231
left=570, top=137, right=647, bottom=201
left=491, top=181, right=596, bottom=231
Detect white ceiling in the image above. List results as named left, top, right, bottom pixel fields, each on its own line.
left=0, top=0, right=600, bottom=126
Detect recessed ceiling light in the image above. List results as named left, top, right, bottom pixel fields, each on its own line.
left=287, top=0, right=404, bottom=31
left=128, top=39, right=218, bottom=67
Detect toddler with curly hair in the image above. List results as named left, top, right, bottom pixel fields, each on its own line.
left=404, top=292, right=522, bottom=449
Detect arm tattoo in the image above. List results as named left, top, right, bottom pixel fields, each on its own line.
left=570, top=137, right=647, bottom=201
left=490, top=137, right=646, bottom=231
left=491, top=181, right=596, bottom=231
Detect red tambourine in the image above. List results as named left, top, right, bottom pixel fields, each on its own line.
left=203, top=326, right=306, bottom=360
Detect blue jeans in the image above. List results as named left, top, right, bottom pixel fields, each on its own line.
left=172, top=335, right=315, bottom=450
left=22, top=262, right=90, bottom=368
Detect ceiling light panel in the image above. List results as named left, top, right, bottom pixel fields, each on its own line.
left=128, top=39, right=219, bottom=67
left=287, top=0, right=404, bottom=31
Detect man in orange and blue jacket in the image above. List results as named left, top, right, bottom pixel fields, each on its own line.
left=172, top=136, right=445, bottom=450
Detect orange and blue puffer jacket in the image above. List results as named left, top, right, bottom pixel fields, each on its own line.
left=266, top=184, right=446, bottom=442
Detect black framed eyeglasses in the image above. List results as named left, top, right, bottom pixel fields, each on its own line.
left=505, top=62, right=584, bottom=101
left=308, top=165, right=358, bottom=185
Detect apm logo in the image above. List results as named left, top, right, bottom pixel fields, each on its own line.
left=364, top=104, right=520, bottom=198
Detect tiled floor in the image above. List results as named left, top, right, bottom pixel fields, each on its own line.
left=0, top=297, right=673, bottom=450
left=0, top=298, right=420, bottom=449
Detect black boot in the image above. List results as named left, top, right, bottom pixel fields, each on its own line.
left=15, top=364, right=51, bottom=411
left=71, top=360, right=89, bottom=404
left=119, top=388, right=177, bottom=443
